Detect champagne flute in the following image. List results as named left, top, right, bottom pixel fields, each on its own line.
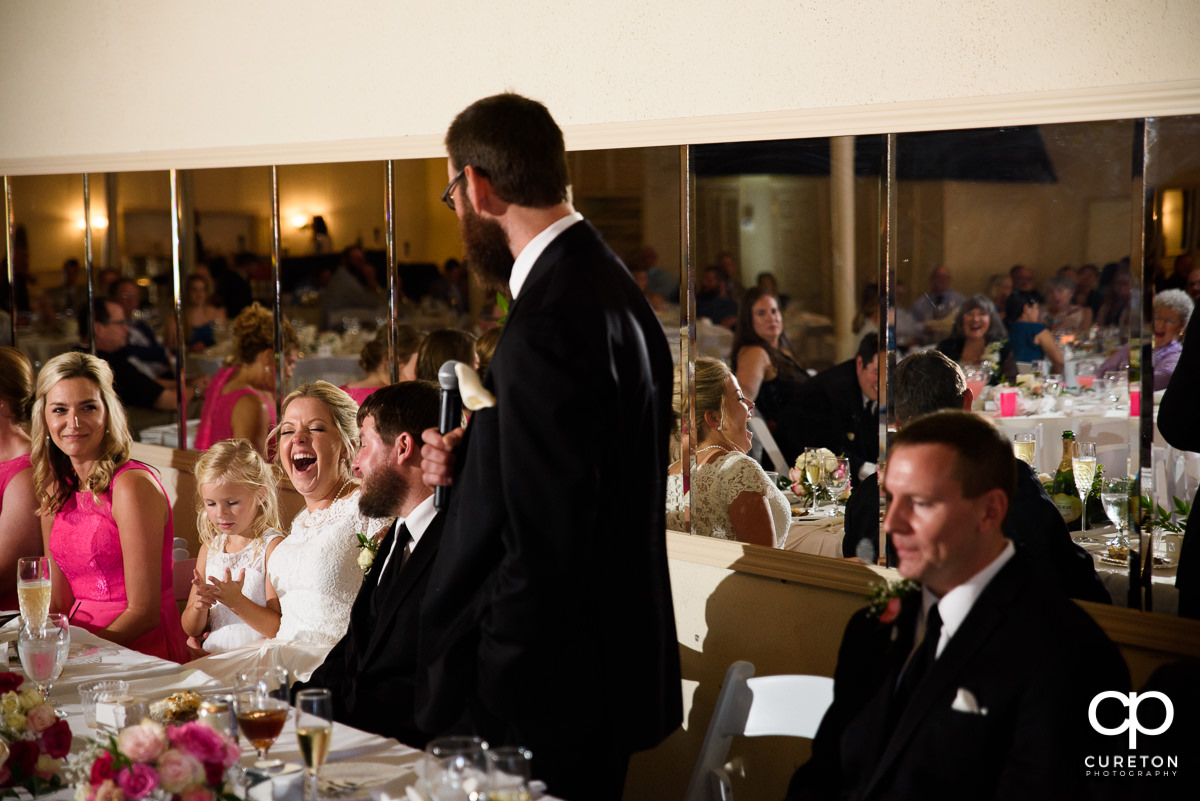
left=804, top=448, right=826, bottom=515
left=17, top=557, right=51, bottom=629
left=235, top=687, right=289, bottom=771
left=826, top=457, right=850, bottom=517
left=1072, top=441, right=1097, bottom=534
left=1012, top=433, right=1036, bottom=468
left=424, top=736, right=488, bottom=801
left=295, top=689, right=333, bottom=801
left=18, top=613, right=69, bottom=698
left=1100, top=477, right=1131, bottom=548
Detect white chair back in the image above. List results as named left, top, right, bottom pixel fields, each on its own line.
left=684, top=661, right=834, bottom=801
left=748, top=417, right=789, bottom=474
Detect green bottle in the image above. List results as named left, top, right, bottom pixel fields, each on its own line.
left=1052, top=431, right=1082, bottom=530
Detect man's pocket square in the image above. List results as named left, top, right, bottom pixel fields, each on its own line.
left=950, top=687, right=987, bottom=715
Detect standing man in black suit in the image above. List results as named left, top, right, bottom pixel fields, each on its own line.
left=296, top=381, right=442, bottom=748
left=789, top=411, right=1128, bottom=800
left=794, top=333, right=880, bottom=485
left=418, top=94, right=681, bottom=801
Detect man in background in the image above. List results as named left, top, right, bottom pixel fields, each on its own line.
left=794, top=333, right=880, bottom=486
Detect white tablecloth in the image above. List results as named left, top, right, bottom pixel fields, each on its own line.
left=1073, top=525, right=1180, bottom=615
left=988, top=407, right=1136, bottom=477
left=784, top=505, right=845, bottom=557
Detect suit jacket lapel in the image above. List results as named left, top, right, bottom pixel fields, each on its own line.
left=349, top=519, right=398, bottom=632
left=362, top=513, right=444, bottom=665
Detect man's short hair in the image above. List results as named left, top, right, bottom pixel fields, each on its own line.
left=357, top=380, right=440, bottom=446
left=77, top=297, right=117, bottom=336
left=893, top=350, right=966, bottom=424
left=856, top=332, right=879, bottom=363
left=445, top=93, right=569, bottom=208
left=891, top=410, right=1015, bottom=503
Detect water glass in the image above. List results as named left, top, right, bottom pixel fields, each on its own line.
left=487, top=746, right=533, bottom=801
left=198, top=693, right=238, bottom=742
left=424, top=736, right=488, bottom=801
left=1043, top=374, right=1064, bottom=399
left=18, top=613, right=69, bottom=698
left=826, top=457, right=851, bottom=517
left=80, top=680, right=130, bottom=728
left=1104, top=370, right=1127, bottom=403
left=1101, top=477, right=1131, bottom=547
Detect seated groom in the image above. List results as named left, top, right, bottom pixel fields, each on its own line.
left=788, top=411, right=1128, bottom=800
left=294, top=380, right=442, bottom=748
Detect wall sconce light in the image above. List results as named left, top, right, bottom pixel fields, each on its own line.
left=76, top=215, right=109, bottom=231
left=291, top=215, right=309, bottom=229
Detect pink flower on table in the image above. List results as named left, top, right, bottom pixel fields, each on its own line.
left=879, top=596, right=902, bottom=624
left=39, top=718, right=73, bottom=759
left=25, top=702, right=57, bottom=734
left=90, top=751, right=115, bottom=784
left=93, top=778, right=125, bottom=801
left=169, top=722, right=236, bottom=767
left=116, top=764, right=159, bottom=800
left=118, top=722, right=168, bottom=763
left=180, top=786, right=215, bottom=801
left=156, top=749, right=204, bottom=794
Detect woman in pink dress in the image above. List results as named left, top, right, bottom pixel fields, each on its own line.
left=0, top=347, right=41, bottom=611
left=33, top=352, right=188, bottom=662
left=338, top=326, right=422, bottom=405
left=195, top=303, right=298, bottom=457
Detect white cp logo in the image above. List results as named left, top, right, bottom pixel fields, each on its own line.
left=1089, top=691, right=1174, bottom=748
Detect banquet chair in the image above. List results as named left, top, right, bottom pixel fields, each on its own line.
left=685, top=660, right=834, bottom=801
left=748, top=417, right=789, bottom=474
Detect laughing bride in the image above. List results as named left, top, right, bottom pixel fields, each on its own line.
left=188, top=381, right=387, bottom=684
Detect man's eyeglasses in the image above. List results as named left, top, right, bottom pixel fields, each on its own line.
left=441, top=167, right=467, bottom=211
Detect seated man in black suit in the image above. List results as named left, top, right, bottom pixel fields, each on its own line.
left=789, top=411, right=1128, bottom=800
left=791, top=333, right=879, bottom=486
left=843, top=350, right=1110, bottom=604
left=295, top=380, right=442, bottom=747
left=76, top=297, right=188, bottom=412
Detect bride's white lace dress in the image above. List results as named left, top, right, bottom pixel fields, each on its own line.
left=665, top=450, right=790, bottom=548
left=188, top=490, right=388, bottom=683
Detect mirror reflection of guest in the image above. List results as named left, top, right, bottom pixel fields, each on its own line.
left=194, top=303, right=299, bottom=457
left=1074, top=263, right=1104, bottom=316
left=1099, top=289, right=1193, bottom=390
left=0, top=347, right=40, bottom=612
left=111, top=277, right=172, bottom=379
left=1187, top=265, right=1200, bottom=304
left=665, top=358, right=788, bottom=548
left=321, top=246, right=384, bottom=328
left=985, top=273, right=1012, bottom=323
left=475, top=327, right=501, bottom=379
left=795, top=334, right=880, bottom=486
left=910, top=266, right=964, bottom=324
left=731, top=288, right=808, bottom=466
left=1008, top=298, right=1064, bottom=374
left=937, top=295, right=1016, bottom=384
left=1096, top=266, right=1132, bottom=328
left=340, top=328, right=423, bottom=406
left=429, top=258, right=469, bottom=315
left=696, top=265, right=738, bottom=328
left=415, top=329, right=476, bottom=381
left=1042, top=275, right=1092, bottom=337
left=181, top=273, right=227, bottom=352
left=76, top=297, right=190, bottom=412
left=34, top=352, right=190, bottom=662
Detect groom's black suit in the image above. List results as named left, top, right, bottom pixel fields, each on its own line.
left=299, top=512, right=443, bottom=748
left=788, top=555, right=1128, bottom=801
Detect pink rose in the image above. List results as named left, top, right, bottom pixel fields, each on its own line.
left=90, top=751, right=114, bottom=784
left=25, top=703, right=57, bottom=734
left=118, top=722, right=168, bottom=763
left=39, top=718, right=73, bottom=759
left=879, top=596, right=902, bottom=624
left=116, top=764, right=159, bottom=800
left=168, top=722, right=230, bottom=764
left=180, top=787, right=215, bottom=801
left=94, top=778, right=125, bottom=801
left=155, top=749, right=204, bottom=794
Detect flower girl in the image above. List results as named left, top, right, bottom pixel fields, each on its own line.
left=182, top=439, right=286, bottom=653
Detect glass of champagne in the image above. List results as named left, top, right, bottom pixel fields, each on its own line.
left=234, top=685, right=290, bottom=771
left=1101, top=477, right=1131, bottom=548
left=1013, top=433, right=1036, bottom=468
left=487, top=746, right=533, bottom=801
left=424, top=736, right=488, bottom=801
left=803, top=448, right=826, bottom=514
left=17, top=557, right=51, bottom=629
left=1072, top=441, right=1098, bottom=534
left=18, top=612, right=69, bottom=698
left=295, top=689, right=333, bottom=801
left=826, top=457, right=850, bottom=517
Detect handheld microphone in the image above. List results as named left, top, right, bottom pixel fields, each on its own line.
left=435, top=360, right=463, bottom=510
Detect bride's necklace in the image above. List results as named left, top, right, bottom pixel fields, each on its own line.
left=301, top=478, right=352, bottom=527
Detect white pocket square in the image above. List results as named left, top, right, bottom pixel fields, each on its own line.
left=455, top=362, right=496, bottom=410
left=950, top=687, right=987, bottom=715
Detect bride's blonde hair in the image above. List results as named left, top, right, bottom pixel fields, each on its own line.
left=194, top=439, right=282, bottom=554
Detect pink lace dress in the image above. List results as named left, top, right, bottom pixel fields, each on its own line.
left=195, top=366, right=276, bottom=451
left=48, top=461, right=189, bottom=663
left=0, top=453, right=32, bottom=610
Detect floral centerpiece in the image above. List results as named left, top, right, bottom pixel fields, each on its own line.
left=0, top=672, right=72, bottom=797
left=68, top=721, right=241, bottom=801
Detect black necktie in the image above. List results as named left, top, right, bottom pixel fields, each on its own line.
left=889, top=604, right=942, bottom=730
left=369, top=522, right=410, bottom=619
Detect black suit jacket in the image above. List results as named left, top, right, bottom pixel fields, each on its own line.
left=792, top=359, right=878, bottom=484
left=416, top=221, right=681, bottom=792
left=788, top=556, right=1129, bottom=801
left=298, top=512, right=443, bottom=748
left=1158, top=306, right=1200, bottom=619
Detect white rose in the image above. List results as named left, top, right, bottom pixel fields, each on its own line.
left=357, top=549, right=375, bottom=570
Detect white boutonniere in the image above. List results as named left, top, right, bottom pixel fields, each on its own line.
left=356, top=532, right=379, bottom=570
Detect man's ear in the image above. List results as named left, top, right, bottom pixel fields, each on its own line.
left=979, top=488, right=1008, bottom=532
left=392, top=431, right=417, bottom=467
left=464, top=165, right=505, bottom=216
left=961, top=388, right=974, bottom=410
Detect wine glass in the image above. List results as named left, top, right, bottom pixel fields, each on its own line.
left=803, top=448, right=826, bottom=514
left=17, top=557, right=51, bottom=629
left=1072, top=441, right=1097, bottom=535
left=487, top=746, right=533, bottom=801
left=1043, top=374, right=1063, bottom=405
left=18, top=613, right=69, bottom=698
left=1104, top=369, right=1127, bottom=404
left=237, top=665, right=290, bottom=701
left=826, top=457, right=851, bottom=517
left=424, top=736, right=488, bottom=801
left=295, top=689, right=333, bottom=801
left=1101, top=477, right=1131, bottom=548
left=1012, top=433, right=1036, bottom=468
left=235, top=684, right=290, bottom=771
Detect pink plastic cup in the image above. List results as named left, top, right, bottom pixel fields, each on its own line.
left=1129, top=385, right=1141, bottom=416
left=997, top=387, right=1019, bottom=417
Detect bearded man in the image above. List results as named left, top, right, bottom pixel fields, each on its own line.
left=295, top=380, right=442, bottom=748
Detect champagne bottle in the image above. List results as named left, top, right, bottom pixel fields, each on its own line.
left=1052, top=430, right=1082, bottom=530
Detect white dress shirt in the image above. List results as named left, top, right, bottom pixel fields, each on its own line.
left=509, top=211, right=584, bottom=299
left=918, top=540, right=1016, bottom=659
left=376, top=493, right=437, bottom=578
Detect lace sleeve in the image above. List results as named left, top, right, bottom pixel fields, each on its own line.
left=716, top=453, right=791, bottom=548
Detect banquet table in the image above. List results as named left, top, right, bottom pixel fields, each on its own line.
left=1072, top=524, right=1180, bottom=615
left=1, top=622, right=559, bottom=801
left=783, top=504, right=845, bottom=556
left=986, top=404, right=1136, bottom=477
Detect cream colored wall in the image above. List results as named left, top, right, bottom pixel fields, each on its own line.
left=2, top=2, right=1198, bottom=172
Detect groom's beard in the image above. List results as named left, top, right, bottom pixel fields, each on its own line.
left=358, top=464, right=408, bottom=519
left=460, top=201, right=514, bottom=292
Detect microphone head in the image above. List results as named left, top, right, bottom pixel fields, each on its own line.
left=438, top=360, right=462, bottom=391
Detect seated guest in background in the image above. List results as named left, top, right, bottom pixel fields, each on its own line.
left=852, top=283, right=879, bottom=342
left=111, top=277, right=172, bottom=379
left=1004, top=263, right=1044, bottom=323
left=788, top=411, right=1128, bottom=801
left=908, top=265, right=964, bottom=326
left=322, top=246, right=385, bottom=328
left=34, top=352, right=190, bottom=662
left=937, top=294, right=1016, bottom=384
left=795, top=334, right=880, bottom=486
left=1042, top=274, right=1092, bottom=337
left=1096, top=265, right=1132, bottom=328
left=415, top=328, right=476, bottom=381
left=1100, top=288, right=1193, bottom=390
left=40, top=258, right=83, bottom=319
left=847, top=350, right=1109, bottom=602
left=985, top=273, right=1012, bottom=323
left=429, top=258, right=470, bottom=316
left=296, top=381, right=443, bottom=747
left=639, top=245, right=680, bottom=301
left=195, top=302, right=299, bottom=457
left=731, top=287, right=808, bottom=466
left=1187, top=264, right=1200, bottom=304
left=696, top=265, right=738, bottom=328
left=77, top=297, right=190, bottom=412
left=629, top=262, right=667, bottom=312
left=475, top=327, right=501, bottom=379
left=755, top=271, right=789, bottom=310
left=1007, top=297, right=1064, bottom=373
left=0, top=347, right=41, bottom=612
left=665, top=358, right=789, bottom=548
left=340, top=336, right=390, bottom=405
left=177, top=273, right=227, bottom=353
left=1074, top=262, right=1103, bottom=316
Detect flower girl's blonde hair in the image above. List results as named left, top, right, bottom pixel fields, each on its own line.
left=194, top=439, right=283, bottom=552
